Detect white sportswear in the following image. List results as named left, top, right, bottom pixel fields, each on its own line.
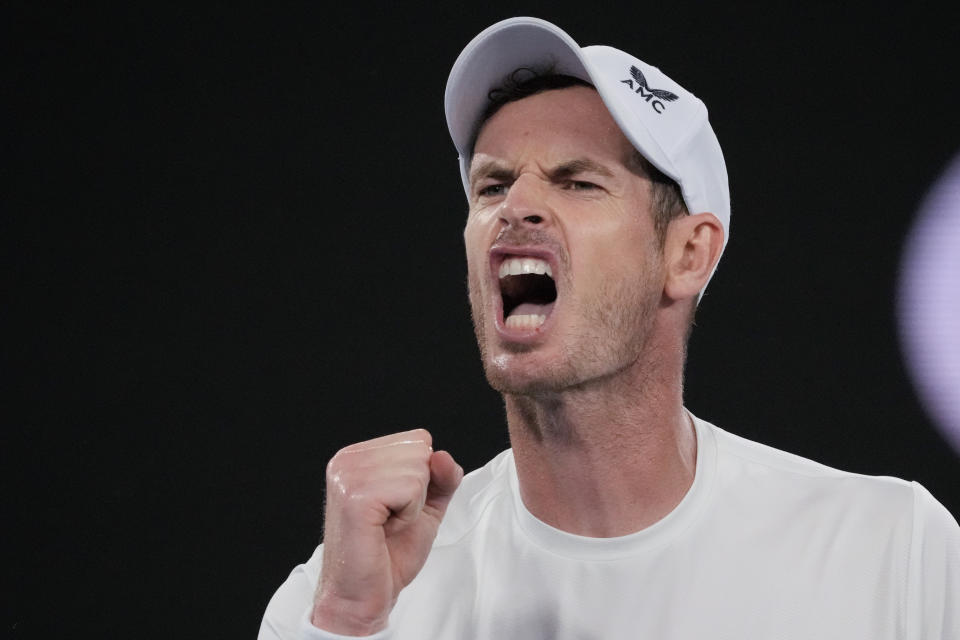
left=259, top=413, right=960, bottom=639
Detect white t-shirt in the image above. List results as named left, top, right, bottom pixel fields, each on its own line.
left=259, top=414, right=960, bottom=639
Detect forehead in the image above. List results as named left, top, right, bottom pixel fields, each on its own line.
left=472, top=86, right=635, bottom=167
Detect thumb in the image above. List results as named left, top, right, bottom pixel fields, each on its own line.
left=424, top=450, right=463, bottom=516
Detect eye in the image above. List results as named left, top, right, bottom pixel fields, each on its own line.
left=565, top=180, right=599, bottom=191
left=477, top=183, right=509, bottom=198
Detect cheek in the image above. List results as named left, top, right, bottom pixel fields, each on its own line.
left=463, top=226, right=482, bottom=273
left=573, top=216, right=653, bottom=273
left=463, top=222, right=489, bottom=296
left=463, top=210, right=498, bottom=271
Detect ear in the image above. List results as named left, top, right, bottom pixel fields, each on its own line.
left=662, top=212, right=724, bottom=302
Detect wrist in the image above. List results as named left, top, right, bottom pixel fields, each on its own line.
left=310, top=594, right=391, bottom=636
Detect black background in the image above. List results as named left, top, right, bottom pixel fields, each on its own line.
left=7, top=3, right=959, bottom=637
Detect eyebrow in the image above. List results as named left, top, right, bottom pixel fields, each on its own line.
left=468, top=157, right=616, bottom=188
left=469, top=160, right=514, bottom=188
left=549, top=158, right=615, bottom=180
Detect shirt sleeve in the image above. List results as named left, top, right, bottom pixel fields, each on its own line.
left=257, top=544, right=393, bottom=640
left=906, top=482, right=960, bottom=640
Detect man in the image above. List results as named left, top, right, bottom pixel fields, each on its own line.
left=260, top=17, right=959, bottom=639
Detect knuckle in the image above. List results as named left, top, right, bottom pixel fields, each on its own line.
left=325, top=450, right=363, bottom=493
left=403, top=428, right=432, bottom=448
left=326, top=450, right=348, bottom=479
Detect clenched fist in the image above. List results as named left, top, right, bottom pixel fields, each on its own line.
left=310, top=429, right=463, bottom=635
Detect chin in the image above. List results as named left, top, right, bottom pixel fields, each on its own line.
left=484, top=369, right=559, bottom=397
left=481, top=349, right=580, bottom=397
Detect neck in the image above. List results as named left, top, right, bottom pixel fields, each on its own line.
left=505, top=329, right=696, bottom=537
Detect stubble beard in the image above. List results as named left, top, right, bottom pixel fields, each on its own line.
left=468, top=259, right=661, bottom=398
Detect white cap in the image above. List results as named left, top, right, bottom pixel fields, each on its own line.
left=444, top=17, right=730, bottom=296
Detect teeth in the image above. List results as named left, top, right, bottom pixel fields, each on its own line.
left=498, top=257, right=553, bottom=279
left=505, top=314, right=547, bottom=330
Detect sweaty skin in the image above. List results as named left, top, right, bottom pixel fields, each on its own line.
left=311, top=429, right=462, bottom=635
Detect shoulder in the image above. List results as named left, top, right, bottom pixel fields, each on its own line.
left=908, top=481, right=960, bottom=561
left=713, top=423, right=911, bottom=497
left=706, top=421, right=958, bottom=539
left=433, top=448, right=515, bottom=547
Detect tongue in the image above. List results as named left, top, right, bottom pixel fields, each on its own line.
left=508, top=301, right=555, bottom=318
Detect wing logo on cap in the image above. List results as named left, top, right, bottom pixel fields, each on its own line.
left=620, top=66, right=679, bottom=114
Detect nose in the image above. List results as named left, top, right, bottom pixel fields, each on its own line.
left=499, top=173, right=551, bottom=228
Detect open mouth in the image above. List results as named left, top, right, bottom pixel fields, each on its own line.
left=499, top=257, right=558, bottom=331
